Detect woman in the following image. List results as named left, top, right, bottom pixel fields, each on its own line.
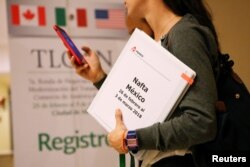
left=68, top=0, right=220, bottom=166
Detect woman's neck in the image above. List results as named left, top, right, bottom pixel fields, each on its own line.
left=145, top=7, right=182, bottom=41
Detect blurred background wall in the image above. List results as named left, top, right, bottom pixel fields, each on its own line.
left=206, top=0, right=250, bottom=90
left=0, top=0, right=9, bottom=73
left=0, top=0, right=11, bottom=155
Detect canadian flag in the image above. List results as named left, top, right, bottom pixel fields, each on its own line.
left=11, top=4, right=46, bottom=26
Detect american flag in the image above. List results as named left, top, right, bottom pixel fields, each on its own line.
left=95, top=9, right=126, bottom=29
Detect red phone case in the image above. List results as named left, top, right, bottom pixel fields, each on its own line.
left=53, top=25, right=85, bottom=65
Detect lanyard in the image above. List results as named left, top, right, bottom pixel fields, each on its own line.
left=120, top=154, right=135, bottom=167
left=120, top=154, right=126, bottom=167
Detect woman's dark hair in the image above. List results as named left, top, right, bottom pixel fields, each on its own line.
left=163, top=0, right=220, bottom=51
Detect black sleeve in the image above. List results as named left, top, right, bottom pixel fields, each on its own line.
left=93, top=74, right=107, bottom=90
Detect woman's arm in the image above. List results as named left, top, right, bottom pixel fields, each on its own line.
left=137, top=25, right=218, bottom=151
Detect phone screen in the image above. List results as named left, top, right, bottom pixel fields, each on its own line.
left=53, top=25, right=84, bottom=64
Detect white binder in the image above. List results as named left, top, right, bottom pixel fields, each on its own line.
left=87, top=28, right=196, bottom=132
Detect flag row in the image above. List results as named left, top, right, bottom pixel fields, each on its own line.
left=10, top=4, right=126, bottom=29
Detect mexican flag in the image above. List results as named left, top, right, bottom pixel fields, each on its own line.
left=55, top=7, right=87, bottom=27
left=11, top=4, right=46, bottom=26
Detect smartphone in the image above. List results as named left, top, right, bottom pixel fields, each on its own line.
left=53, top=25, right=85, bottom=65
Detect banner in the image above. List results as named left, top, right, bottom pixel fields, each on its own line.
left=7, top=0, right=128, bottom=38
left=7, top=0, right=132, bottom=166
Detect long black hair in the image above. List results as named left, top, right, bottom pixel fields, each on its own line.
left=163, top=0, right=220, bottom=51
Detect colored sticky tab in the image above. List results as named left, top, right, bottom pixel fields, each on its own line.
left=181, top=73, right=194, bottom=85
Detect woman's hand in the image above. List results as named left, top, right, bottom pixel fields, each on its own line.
left=107, top=109, right=129, bottom=154
left=67, top=46, right=106, bottom=83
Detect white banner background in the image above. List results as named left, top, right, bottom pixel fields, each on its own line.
left=8, top=0, right=137, bottom=166
left=9, top=37, right=132, bottom=166
left=7, top=0, right=138, bottom=164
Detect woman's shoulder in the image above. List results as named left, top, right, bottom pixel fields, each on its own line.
left=169, top=14, right=211, bottom=38
left=163, top=14, right=216, bottom=52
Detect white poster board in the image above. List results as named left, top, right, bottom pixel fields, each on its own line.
left=7, top=0, right=132, bottom=166
left=10, top=37, right=127, bottom=167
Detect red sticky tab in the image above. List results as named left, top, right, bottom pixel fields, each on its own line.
left=181, top=73, right=194, bottom=85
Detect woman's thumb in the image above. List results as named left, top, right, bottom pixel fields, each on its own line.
left=115, top=109, right=123, bottom=128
